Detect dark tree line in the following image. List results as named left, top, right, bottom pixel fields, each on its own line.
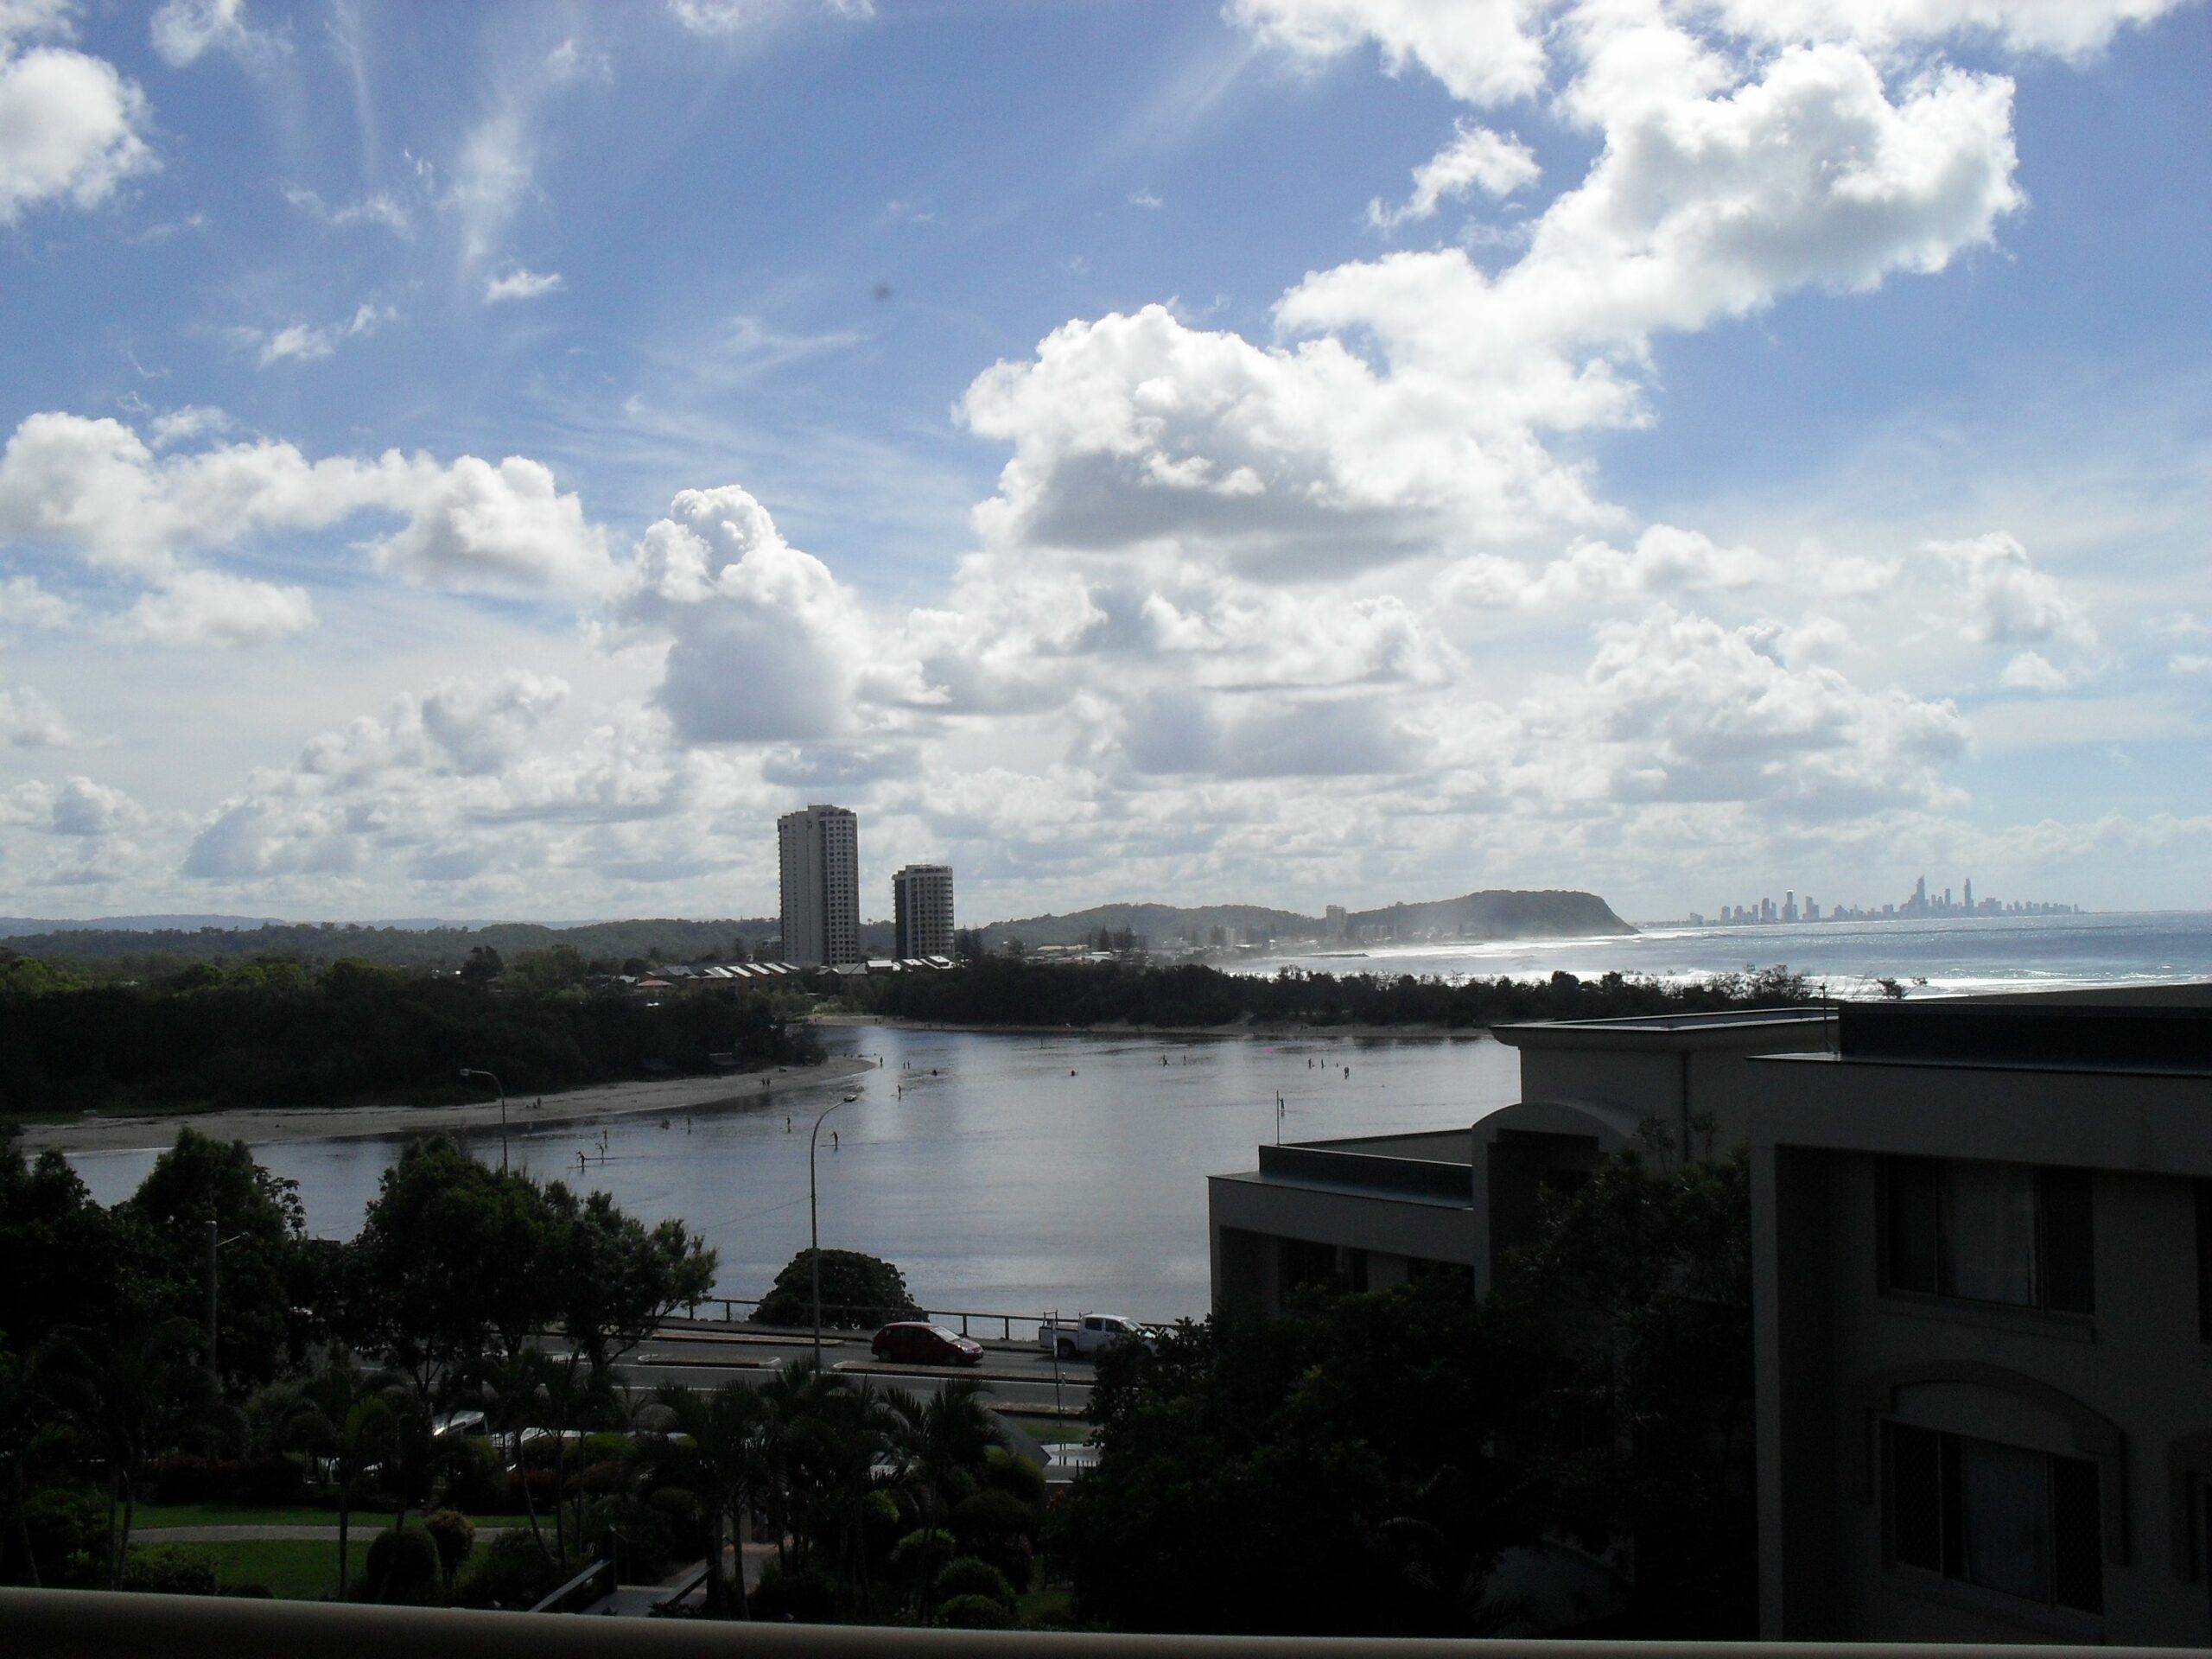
left=851, top=957, right=1816, bottom=1030
left=1058, top=1143, right=1758, bottom=1638
left=0, top=957, right=821, bottom=1114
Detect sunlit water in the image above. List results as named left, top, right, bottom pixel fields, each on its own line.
left=1234, top=910, right=2212, bottom=999
left=66, top=1027, right=1520, bottom=1323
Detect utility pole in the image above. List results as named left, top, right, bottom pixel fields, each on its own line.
left=459, top=1067, right=509, bottom=1172
left=205, top=1219, right=219, bottom=1377
left=808, top=1096, right=852, bottom=1370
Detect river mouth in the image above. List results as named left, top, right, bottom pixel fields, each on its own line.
left=64, top=1024, right=1519, bottom=1325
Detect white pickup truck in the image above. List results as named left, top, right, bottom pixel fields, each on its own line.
left=1036, top=1313, right=1153, bottom=1360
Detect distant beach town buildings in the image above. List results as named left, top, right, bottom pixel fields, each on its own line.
left=775, top=802, right=957, bottom=969
left=1689, top=874, right=2079, bottom=928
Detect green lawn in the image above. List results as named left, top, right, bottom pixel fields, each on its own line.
left=134, top=1503, right=531, bottom=1530
left=133, top=1538, right=369, bottom=1601
left=1001, top=1417, right=1090, bottom=1446
left=1017, top=1586, right=1075, bottom=1629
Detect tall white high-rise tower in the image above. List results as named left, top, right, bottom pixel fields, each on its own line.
left=777, top=804, right=861, bottom=967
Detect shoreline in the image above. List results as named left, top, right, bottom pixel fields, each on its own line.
left=18, top=1054, right=878, bottom=1154
left=813, top=1013, right=1493, bottom=1041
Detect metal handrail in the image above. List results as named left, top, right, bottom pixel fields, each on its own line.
left=681, top=1296, right=1054, bottom=1342
left=527, top=1556, right=613, bottom=1615
left=0, top=1588, right=2180, bottom=1657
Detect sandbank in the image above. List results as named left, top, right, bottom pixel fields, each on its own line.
left=19, top=1053, right=879, bottom=1154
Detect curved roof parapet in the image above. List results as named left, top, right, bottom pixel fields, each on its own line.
left=1473, top=1096, right=1649, bottom=1151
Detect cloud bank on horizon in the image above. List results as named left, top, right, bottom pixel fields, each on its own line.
left=0, top=0, right=2205, bottom=921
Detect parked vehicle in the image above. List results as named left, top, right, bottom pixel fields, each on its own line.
left=1036, top=1313, right=1154, bottom=1360
left=870, top=1320, right=984, bottom=1367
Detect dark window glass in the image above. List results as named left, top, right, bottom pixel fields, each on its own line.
left=1890, top=1422, right=1943, bottom=1573
left=2050, top=1455, right=2104, bottom=1615
left=1885, top=1158, right=1942, bottom=1294
left=1885, top=1422, right=2103, bottom=1618
left=1882, top=1157, right=2093, bottom=1314
left=2197, top=1182, right=2212, bottom=1343
left=2038, top=1168, right=2095, bottom=1314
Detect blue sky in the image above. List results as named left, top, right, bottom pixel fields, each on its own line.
left=0, top=0, right=2207, bottom=924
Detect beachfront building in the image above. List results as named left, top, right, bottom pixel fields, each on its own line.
left=893, top=862, right=955, bottom=960
left=1206, top=1007, right=1834, bottom=1314
left=777, top=804, right=861, bottom=968
left=1750, top=993, right=2212, bottom=1645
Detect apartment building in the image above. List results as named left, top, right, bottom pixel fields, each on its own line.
left=1749, top=996, right=2212, bottom=1645
left=893, top=862, right=955, bottom=960
left=776, top=804, right=861, bottom=968
left=1207, top=1007, right=1834, bottom=1315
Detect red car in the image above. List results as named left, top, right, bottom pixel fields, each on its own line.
left=870, top=1321, right=984, bottom=1367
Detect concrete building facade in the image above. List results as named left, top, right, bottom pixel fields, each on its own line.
left=776, top=804, right=860, bottom=967
left=893, top=862, right=955, bottom=960
left=1750, top=997, right=2212, bottom=1646
left=1208, top=1007, right=1835, bottom=1315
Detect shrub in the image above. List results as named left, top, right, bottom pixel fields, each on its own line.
left=509, top=1467, right=560, bottom=1511
left=648, top=1487, right=708, bottom=1560
left=751, top=1560, right=839, bottom=1623
left=236, top=1452, right=306, bottom=1505
left=362, top=1522, right=440, bottom=1605
left=982, top=1444, right=1049, bottom=1506
left=454, top=1529, right=566, bottom=1611
left=934, top=1555, right=1016, bottom=1610
left=14, top=1487, right=105, bottom=1587
left=217, top=1584, right=275, bottom=1598
left=432, top=1436, right=507, bottom=1515
left=887, top=1527, right=956, bottom=1580
left=575, top=1459, right=626, bottom=1497
left=750, top=1249, right=920, bottom=1329
left=422, top=1510, right=475, bottom=1587
left=121, top=1546, right=218, bottom=1596
left=151, top=1455, right=222, bottom=1504
left=581, top=1431, right=631, bottom=1465
left=953, top=1488, right=1039, bottom=1589
left=935, top=1592, right=1014, bottom=1630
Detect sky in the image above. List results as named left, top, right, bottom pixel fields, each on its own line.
left=0, top=0, right=2207, bottom=926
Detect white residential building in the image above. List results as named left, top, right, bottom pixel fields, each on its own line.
left=777, top=804, right=860, bottom=967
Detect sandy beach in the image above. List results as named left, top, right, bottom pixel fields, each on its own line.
left=18, top=1053, right=880, bottom=1154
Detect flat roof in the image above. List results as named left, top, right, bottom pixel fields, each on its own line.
left=1494, top=1006, right=1835, bottom=1052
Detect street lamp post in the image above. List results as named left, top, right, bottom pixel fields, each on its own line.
left=459, top=1067, right=509, bottom=1172
left=203, top=1220, right=245, bottom=1378
left=808, top=1096, right=852, bottom=1370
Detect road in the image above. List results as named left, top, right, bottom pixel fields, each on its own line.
left=607, top=1319, right=1097, bottom=1419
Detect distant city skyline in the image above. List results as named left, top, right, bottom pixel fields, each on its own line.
left=1691, top=874, right=2080, bottom=928
left=0, top=3, right=2207, bottom=923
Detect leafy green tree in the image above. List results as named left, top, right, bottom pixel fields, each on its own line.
left=289, top=1348, right=400, bottom=1600
left=542, top=1185, right=716, bottom=1378
left=506, top=946, right=587, bottom=995
left=460, top=946, right=504, bottom=986
left=0, top=1147, right=144, bottom=1351
left=121, top=1128, right=306, bottom=1388
left=1507, top=1146, right=1758, bottom=1637
left=346, top=1137, right=559, bottom=1407
left=1058, top=1281, right=1549, bottom=1635
left=751, top=1249, right=920, bottom=1330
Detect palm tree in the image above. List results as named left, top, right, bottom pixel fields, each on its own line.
left=884, top=1379, right=1003, bottom=1618
left=294, top=1348, right=400, bottom=1600
left=755, top=1360, right=844, bottom=1577
left=810, top=1378, right=899, bottom=1611
left=467, top=1348, right=557, bottom=1556
left=640, top=1382, right=771, bottom=1619
left=49, top=1312, right=227, bottom=1588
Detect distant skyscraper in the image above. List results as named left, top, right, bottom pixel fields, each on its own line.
left=893, top=863, right=955, bottom=958
left=1325, top=904, right=1347, bottom=941
left=778, top=804, right=860, bottom=967
left=1963, top=877, right=1974, bottom=912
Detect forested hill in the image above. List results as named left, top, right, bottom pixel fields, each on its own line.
left=1344, top=889, right=1635, bottom=940
left=979, top=903, right=1315, bottom=950
left=0, top=917, right=785, bottom=974
left=977, top=887, right=1634, bottom=948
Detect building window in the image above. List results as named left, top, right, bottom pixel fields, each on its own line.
left=1886, top=1422, right=2104, bottom=1615
left=2197, top=1181, right=2212, bottom=1343
left=1883, top=1158, right=2093, bottom=1313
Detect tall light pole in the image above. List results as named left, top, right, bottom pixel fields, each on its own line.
left=203, top=1221, right=245, bottom=1378
left=459, top=1067, right=508, bottom=1173
left=808, top=1096, right=853, bottom=1370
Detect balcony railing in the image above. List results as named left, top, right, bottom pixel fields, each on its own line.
left=0, top=1588, right=2176, bottom=1659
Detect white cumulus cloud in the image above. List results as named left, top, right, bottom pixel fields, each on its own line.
left=0, top=23, right=155, bottom=223
left=484, top=266, right=564, bottom=303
